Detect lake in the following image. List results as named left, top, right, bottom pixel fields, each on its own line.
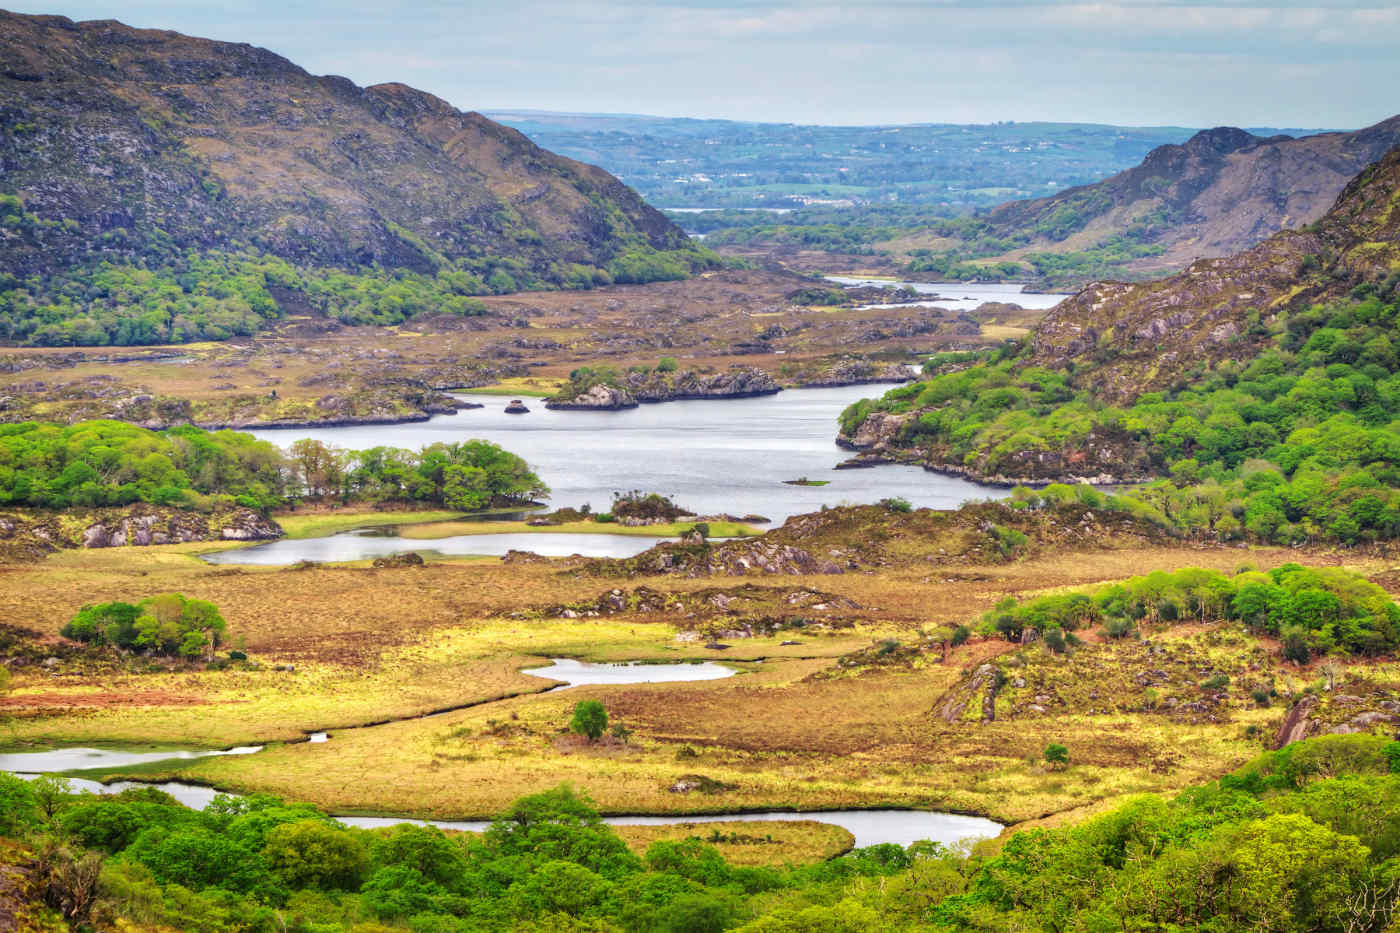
left=247, top=385, right=1003, bottom=525
left=825, top=276, right=1067, bottom=312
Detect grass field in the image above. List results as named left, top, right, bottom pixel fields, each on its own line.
left=5, top=534, right=1391, bottom=830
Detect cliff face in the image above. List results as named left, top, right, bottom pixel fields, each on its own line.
left=986, top=116, right=1400, bottom=276
left=0, top=12, right=688, bottom=280
left=1028, top=144, right=1400, bottom=403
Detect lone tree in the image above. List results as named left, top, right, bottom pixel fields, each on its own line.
left=1044, top=743, right=1070, bottom=770
left=570, top=700, right=608, bottom=741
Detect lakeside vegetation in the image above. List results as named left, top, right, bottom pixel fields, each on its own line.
left=0, top=421, right=546, bottom=513
left=846, top=290, right=1400, bottom=544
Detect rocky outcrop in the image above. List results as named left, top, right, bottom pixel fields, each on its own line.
left=796, top=359, right=918, bottom=389
left=544, top=384, right=638, bottom=410
left=836, top=411, right=915, bottom=453
left=934, top=663, right=1002, bottom=723
left=628, top=366, right=780, bottom=402
left=0, top=505, right=280, bottom=558
left=595, top=539, right=843, bottom=578
left=547, top=366, right=780, bottom=410
left=372, top=552, right=425, bottom=568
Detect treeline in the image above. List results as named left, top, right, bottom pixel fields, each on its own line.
left=849, top=290, right=1400, bottom=544
left=980, top=562, right=1400, bottom=661
left=3, top=735, right=1398, bottom=931
left=0, top=420, right=546, bottom=512
left=0, top=238, right=719, bottom=346
left=287, top=438, right=547, bottom=511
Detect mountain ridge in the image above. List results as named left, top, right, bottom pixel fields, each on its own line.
left=0, top=10, right=705, bottom=344
left=980, top=114, right=1400, bottom=278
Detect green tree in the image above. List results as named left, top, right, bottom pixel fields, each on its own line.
left=570, top=700, right=608, bottom=741
left=1044, top=743, right=1070, bottom=769
left=263, top=819, right=368, bottom=891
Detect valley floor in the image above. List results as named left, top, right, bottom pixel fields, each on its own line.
left=4, top=532, right=1395, bottom=849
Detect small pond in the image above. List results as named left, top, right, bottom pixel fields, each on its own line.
left=521, top=658, right=741, bottom=687
left=203, top=530, right=670, bottom=565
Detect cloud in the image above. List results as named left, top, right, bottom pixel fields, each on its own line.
left=30, top=0, right=1400, bottom=126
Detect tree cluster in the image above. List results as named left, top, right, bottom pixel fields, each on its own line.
left=2, top=735, right=1398, bottom=931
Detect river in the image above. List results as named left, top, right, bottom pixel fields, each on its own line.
left=247, top=385, right=1002, bottom=525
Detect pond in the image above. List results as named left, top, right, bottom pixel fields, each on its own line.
left=203, top=530, right=671, bottom=565
left=520, top=658, right=741, bottom=687
left=247, top=385, right=1004, bottom=525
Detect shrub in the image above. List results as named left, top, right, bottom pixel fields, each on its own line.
left=1044, top=743, right=1070, bottom=769
left=950, top=624, right=972, bottom=647
left=1251, top=687, right=1272, bottom=707
left=880, top=496, right=913, bottom=513
left=570, top=700, right=608, bottom=741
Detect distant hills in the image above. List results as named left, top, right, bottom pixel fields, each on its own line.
left=1030, top=140, right=1400, bottom=402
left=982, top=116, right=1400, bottom=278
left=0, top=12, right=705, bottom=345
left=487, top=111, right=1236, bottom=209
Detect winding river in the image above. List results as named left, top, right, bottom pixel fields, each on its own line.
left=1, top=655, right=1001, bottom=849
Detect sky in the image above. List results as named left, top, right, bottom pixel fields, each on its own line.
left=23, top=1, right=1400, bottom=128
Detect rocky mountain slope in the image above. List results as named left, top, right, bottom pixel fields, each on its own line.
left=0, top=12, right=702, bottom=344
left=983, top=115, right=1400, bottom=276
left=1030, top=142, right=1400, bottom=403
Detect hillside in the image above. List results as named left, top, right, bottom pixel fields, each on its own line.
left=1031, top=142, right=1400, bottom=402
left=839, top=145, right=1400, bottom=544
left=705, top=116, right=1399, bottom=288
left=972, top=116, right=1400, bottom=280
left=0, top=12, right=705, bottom=346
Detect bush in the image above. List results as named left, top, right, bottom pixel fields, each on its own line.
left=570, top=700, right=608, bottom=741
left=880, top=496, right=913, bottom=513
left=1044, top=743, right=1070, bottom=769
left=950, top=625, right=972, bottom=647
left=63, top=594, right=227, bottom=659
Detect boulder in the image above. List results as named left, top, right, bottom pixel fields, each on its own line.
left=544, top=384, right=638, bottom=410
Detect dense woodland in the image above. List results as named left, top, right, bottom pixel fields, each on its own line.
left=2, top=735, right=1397, bottom=932
left=0, top=196, right=717, bottom=346
left=0, top=421, right=546, bottom=512
left=846, top=287, right=1400, bottom=544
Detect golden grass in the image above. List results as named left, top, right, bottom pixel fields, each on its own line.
left=274, top=509, right=474, bottom=539
left=613, top=820, right=853, bottom=865
left=4, top=539, right=1396, bottom=826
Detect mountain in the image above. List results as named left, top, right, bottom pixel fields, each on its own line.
left=838, top=144, right=1400, bottom=518
left=0, top=12, right=703, bottom=345
left=1030, top=142, right=1400, bottom=403
left=982, top=116, right=1400, bottom=277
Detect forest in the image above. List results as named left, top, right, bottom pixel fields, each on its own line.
left=1, top=735, right=1396, bottom=932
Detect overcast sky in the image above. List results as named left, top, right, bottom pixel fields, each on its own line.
left=24, top=1, right=1400, bottom=128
